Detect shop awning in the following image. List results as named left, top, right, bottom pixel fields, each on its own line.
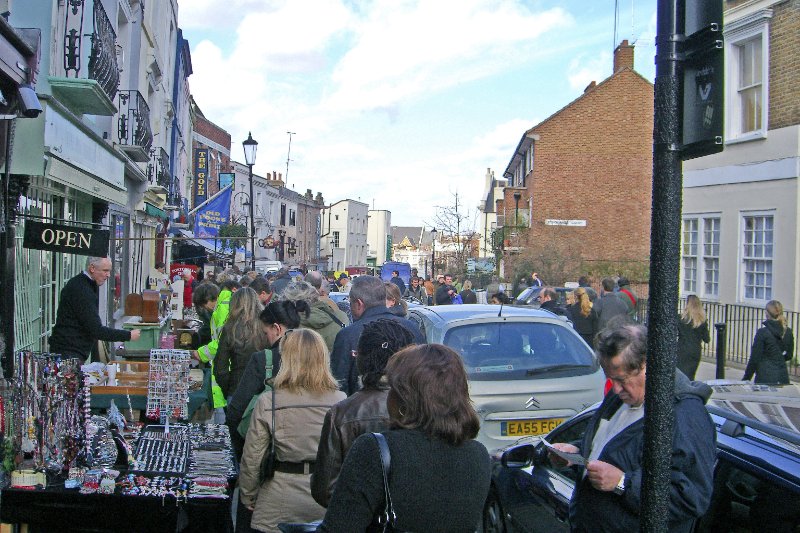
left=176, top=229, right=249, bottom=257
left=144, top=203, right=168, bottom=219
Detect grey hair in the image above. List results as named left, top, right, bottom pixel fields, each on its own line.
left=279, top=281, right=320, bottom=304
left=595, top=324, right=648, bottom=372
left=85, top=256, right=107, bottom=269
left=350, top=275, right=386, bottom=309
left=304, top=271, right=325, bottom=290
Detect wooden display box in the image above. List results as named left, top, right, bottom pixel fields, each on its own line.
left=91, top=361, right=149, bottom=396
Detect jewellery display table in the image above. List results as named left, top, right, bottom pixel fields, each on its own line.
left=89, top=364, right=208, bottom=421
left=1, top=424, right=237, bottom=533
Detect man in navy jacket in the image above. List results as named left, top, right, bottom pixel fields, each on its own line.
left=550, top=324, right=716, bottom=532
left=330, top=275, right=424, bottom=395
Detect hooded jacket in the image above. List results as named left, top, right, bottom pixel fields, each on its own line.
left=569, top=372, right=716, bottom=533
left=744, top=319, right=794, bottom=384
left=301, top=300, right=350, bottom=354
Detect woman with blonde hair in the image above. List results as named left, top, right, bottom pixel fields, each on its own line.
left=240, top=329, right=345, bottom=532
left=566, top=287, right=599, bottom=347
left=214, top=287, right=268, bottom=399
left=744, top=300, right=795, bottom=384
left=676, top=294, right=710, bottom=379
left=385, top=281, right=408, bottom=317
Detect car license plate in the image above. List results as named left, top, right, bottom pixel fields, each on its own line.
left=501, top=418, right=565, bottom=437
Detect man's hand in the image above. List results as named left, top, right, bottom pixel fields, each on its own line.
left=548, top=442, right=580, bottom=467
left=191, top=350, right=201, bottom=361
left=586, top=460, right=624, bottom=492
left=129, top=329, right=142, bottom=341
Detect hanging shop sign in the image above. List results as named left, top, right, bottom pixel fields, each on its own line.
left=193, top=148, right=209, bottom=208
left=23, top=220, right=110, bottom=256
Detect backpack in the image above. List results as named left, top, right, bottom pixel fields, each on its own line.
left=237, top=348, right=273, bottom=438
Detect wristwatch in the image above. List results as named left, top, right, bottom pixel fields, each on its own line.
left=613, top=473, right=626, bottom=495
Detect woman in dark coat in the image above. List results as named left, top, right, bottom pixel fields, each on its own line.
left=566, top=287, right=599, bottom=347
left=744, top=300, right=795, bottom=384
left=459, top=280, right=478, bottom=304
left=676, top=294, right=710, bottom=380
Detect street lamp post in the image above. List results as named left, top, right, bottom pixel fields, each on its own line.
left=242, top=132, right=258, bottom=271
left=430, top=227, right=437, bottom=279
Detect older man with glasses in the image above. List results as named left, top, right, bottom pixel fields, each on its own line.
left=549, top=324, right=716, bottom=532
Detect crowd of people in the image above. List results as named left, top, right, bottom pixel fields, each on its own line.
left=167, top=264, right=795, bottom=532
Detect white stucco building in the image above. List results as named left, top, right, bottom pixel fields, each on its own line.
left=321, top=199, right=369, bottom=272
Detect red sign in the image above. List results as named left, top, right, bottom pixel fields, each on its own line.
left=170, top=263, right=198, bottom=281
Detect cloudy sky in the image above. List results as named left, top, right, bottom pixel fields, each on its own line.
left=180, top=0, right=657, bottom=227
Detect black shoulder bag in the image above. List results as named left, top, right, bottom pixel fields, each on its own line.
left=369, top=432, right=398, bottom=533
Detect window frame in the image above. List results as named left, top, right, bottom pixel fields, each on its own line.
left=739, top=210, right=774, bottom=305
left=681, top=214, right=721, bottom=300
left=724, top=9, right=771, bottom=144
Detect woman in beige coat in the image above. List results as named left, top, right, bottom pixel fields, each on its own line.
left=239, top=328, right=345, bottom=532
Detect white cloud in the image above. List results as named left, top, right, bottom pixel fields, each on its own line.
left=567, top=51, right=611, bottom=91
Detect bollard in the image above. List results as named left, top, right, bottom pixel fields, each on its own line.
left=714, top=323, right=726, bottom=379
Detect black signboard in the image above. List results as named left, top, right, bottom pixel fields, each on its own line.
left=681, top=0, right=724, bottom=161
left=23, top=220, right=110, bottom=257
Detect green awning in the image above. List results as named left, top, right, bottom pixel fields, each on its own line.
left=144, top=203, right=168, bottom=219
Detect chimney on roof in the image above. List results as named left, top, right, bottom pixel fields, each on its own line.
left=315, top=192, right=324, bottom=205
left=584, top=81, right=596, bottom=93
left=613, top=39, right=635, bottom=73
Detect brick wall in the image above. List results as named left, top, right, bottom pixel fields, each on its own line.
left=504, top=68, right=653, bottom=280
left=192, top=115, right=232, bottom=199
left=768, top=0, right=800, bottom=130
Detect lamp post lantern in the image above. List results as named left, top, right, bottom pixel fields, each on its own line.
left=242, top=132, right=258, bottom=271
left=430, top=227, right=438, bottom=279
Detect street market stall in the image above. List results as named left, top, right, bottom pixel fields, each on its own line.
left=0, top=350, right=235, bottom=532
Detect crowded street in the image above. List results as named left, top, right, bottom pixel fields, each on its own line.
left=0, top=0, right=798, bottom=532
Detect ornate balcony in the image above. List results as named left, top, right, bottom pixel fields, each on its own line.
left=49, top=0, right=119, bottom=116
left=146, top=147, right=170, bottom=190
left=117, top=90, right=152, bottom=162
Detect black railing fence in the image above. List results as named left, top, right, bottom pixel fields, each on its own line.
left=636, top=298, right=799, bottom=379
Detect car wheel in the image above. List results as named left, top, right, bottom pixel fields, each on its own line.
left=483, top=490, right=506, bottom=533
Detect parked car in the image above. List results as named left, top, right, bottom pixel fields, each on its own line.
left=484, top=381, right=800, bottom=532
left=514, top=287, right=572, bottom=307
left=406, top=305, right=606, bottom=450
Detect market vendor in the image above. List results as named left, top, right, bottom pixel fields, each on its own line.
left=49, top=256, right=141, bottom=363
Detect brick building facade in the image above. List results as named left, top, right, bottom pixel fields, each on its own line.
left=498, top=41, right=654, bottom=284
left=191, top=99, right=231, bottom=205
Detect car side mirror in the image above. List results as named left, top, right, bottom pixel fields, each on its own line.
left=501, top=443, right=537, bottom=468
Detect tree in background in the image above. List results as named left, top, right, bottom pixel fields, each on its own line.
left=430, top=191, right=478, bottom=277
left=218, top=223, right=247, bottom=267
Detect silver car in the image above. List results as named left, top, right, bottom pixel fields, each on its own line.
left=407, top=305, right=605, bottom=450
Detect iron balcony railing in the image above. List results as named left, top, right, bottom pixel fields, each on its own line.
left=117, top=90, right=153, bottom=151
left=146, top=147, right=170, bottom=189
left=64, top=0, right=119, bottom=101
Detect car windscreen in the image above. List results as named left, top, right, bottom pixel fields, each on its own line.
left=443, top=321, right=596, bottom=380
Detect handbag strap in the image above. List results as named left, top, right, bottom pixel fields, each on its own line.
left=319, top=305, right=346, bottom=328
left=371, top=432, right=396, bottom=529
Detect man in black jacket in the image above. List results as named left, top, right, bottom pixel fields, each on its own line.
left=435, top=274, right=456, bottom=305
left=330, top=276, right=424, bottom=395
left=49, top=256, right=140, bottom=362
left=538, top=287, right=567, bottom=316
left=549, top=325, right=716, bottom=532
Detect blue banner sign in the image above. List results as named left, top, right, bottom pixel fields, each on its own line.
left=193, top=186, right=232, bottom=238
left=193, top=148, right=209, bottom=208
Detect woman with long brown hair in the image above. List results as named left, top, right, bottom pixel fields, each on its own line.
left=566, top=287, right=599, bottom=347
left=318, top=344, right=490, bottom=532
left=676, top=294, right=710, bottom=379
left=744, top=300, right=795, bottom=384
left=214, top=287, right=268, bottom=399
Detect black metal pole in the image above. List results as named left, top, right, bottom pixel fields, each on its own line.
left=715, top=322, right=726, bottom=379
left=247, top=164, right=256, bottom=271
left=642, top=1, right=684, bottom=531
